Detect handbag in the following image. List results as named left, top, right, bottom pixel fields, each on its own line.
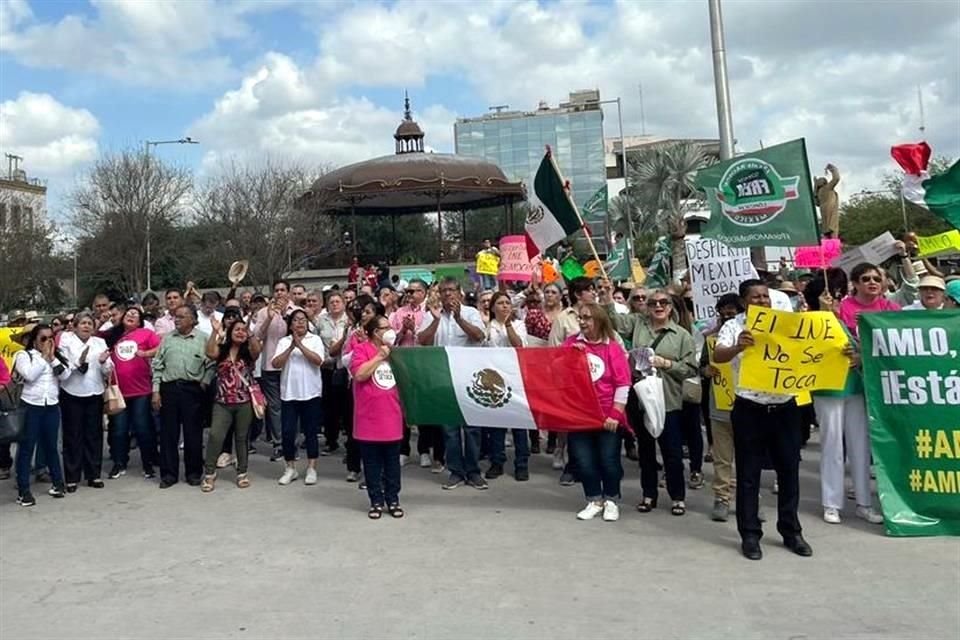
left=633, top=376, right=666, bottom=438
left=248, top=380, right=267, bottom=420
left=682, top=377, right=702, bottom=405
left=0, top=387, right=25, bottom=444
left=103, top=370, right=126, bottom=416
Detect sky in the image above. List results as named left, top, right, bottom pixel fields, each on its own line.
left=1, top=0, right=958, bottom=227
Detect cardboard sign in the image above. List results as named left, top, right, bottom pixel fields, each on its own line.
left=832, top=231, right=899, bottom=274
left=739, top=307, right=851, bottom=394
left=476, top=252, right=500, bottom=276
left=0, top=328, right=24, bottom=370
left=630, top=258, right=646, bottom=285
left=916, top=229, right=960, bottom=257
left=706, top=337, right=734, bottom=411
left=433, top=266, right=468, bottom=287
left=498, top=235, right=534, bottom=282
left=685, top=236, right=758, bottom=322
left=793, top=239, right=842, bottom=268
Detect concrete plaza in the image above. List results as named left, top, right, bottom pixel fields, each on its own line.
left=1, top=433, right=958, bottom=640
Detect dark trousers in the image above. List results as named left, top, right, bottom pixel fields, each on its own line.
left=341, top=391, right=360, bottom=473
left=159, top=381, right=204, bottom=484
left=0, top=442, right=11, bottom=470
left=359, top=441, right=402, bottom=507
left=322, top=368, right=350, bottom=450
left=416, top=425, right=445, bottom=463
left=16, top=404, right=64, bottom=493
left=681, top=400, right=704, bottom=474
left=281, top=397, right=322, bottom=461
left=567, top=429, right=622, bottom=500
left=488, top=428, right=530, bottom=472
left=109, top=394, right=157, bottom=472
left=629, top=388, right=685, bottom=501
left=701, top=380, right=713, bottom=446
left=60, top=392, right=104, bottom=483
left=259, top=371, right=282, bottom=446
left=732, top=397, right=803, bottom=543
left=444, top=426, right=481, bottom=479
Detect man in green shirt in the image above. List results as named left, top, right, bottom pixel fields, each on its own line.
left=152, top=305, right=214, bottom=489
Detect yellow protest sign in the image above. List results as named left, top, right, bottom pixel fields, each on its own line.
left=476, top=252, right=500, bottom=276
left=739, top=307, right=850, bottom=394
left=706, top=337, right=734, bottom=411
left=0, top=328, right=25, bottom=370
left=630, top=258, right=646, bottom=285
left=917, top=229, right=960, bottom=258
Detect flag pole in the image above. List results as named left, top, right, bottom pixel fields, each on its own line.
left=545, top=147, right=609, bottom=280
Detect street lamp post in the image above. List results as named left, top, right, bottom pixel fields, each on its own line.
left=143, top=137, right=199, bottom=292
left=284, top=227, right=294, bottom=272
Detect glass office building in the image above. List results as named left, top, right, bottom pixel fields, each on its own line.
left=454, top=91, right=608, bottom=253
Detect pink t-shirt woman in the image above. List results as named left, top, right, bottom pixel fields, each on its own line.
left=349, top=340, right=403, bottom=442
left=562, top=334, right=632, bottom=418
left=111, top=327, right=161, bottom=398
left=837, top=296, right=901, bottom=335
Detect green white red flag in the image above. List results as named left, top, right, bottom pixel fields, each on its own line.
left=891, top=142, right=960, bottom=230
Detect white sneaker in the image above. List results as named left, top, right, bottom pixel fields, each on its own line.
left=855, top=505, right=884, bottom=524
left=399, top=455, right=410, bottom=467
left=577, top=502, right=605, bottom=520
left=602, top=500, right=620, bottom=522
left=304, top=468, right=318, bottom=485
left=278, top=467, right=299, bottom=485
left=551, top=450, right=564, bottom=470
left=823, top=507, right=842, bottom=524
left=419, top=453, right=431, bottom=468
left=216, top=453, right=235, bottom=469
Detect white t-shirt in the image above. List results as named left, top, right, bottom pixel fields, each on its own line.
left=197, top=310, right=223, bottom=338
left=417, top=305, right=485, bottom=347
left=715, top=312, right=793, bottom=405
left=273, top=333, right=326, bottom=401
left=485, top=318, right=527, bottom=347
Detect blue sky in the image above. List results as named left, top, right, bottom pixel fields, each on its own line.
left=2, top=0, right=958, bottom=225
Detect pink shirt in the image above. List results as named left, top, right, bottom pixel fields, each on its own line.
left=837, top=296, right=901, bottom=335
left=111, top=327, right=161, bottom=398
left=253, top=305, right=295, bottom=372
left=349, top=341, right=403, bottom=442
left=562, top=334, right=631, bottom=416
left=154, top=312, right=176, bottom=337
left=389, top=304, right=425, bottom=347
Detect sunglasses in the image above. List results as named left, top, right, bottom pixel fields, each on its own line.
left=649, top=299, right=671, bottom=308
left=630, top=296, right=646, bottom=302
left=859, top=275, right=883, bottom=284
left=38, top=336, right=51, bottom=343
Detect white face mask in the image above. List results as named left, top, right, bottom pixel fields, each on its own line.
left=381, top=329, right=398, bottom=345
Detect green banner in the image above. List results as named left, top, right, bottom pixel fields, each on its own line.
left=582, top=184, right=608, bottom=225
left=560, top=257, right=586, bottom=281
left=603, top=236, right=631, bottom=282
left=645, top=236, right=671, bottom=288
left=696, top=139, right=820, bottom=247
left=434, top=266, right=468, bottom=287
left=859, top=310, right=960, bottom=537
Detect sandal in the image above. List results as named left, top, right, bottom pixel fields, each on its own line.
left=201, top=474, right=216, bottom=493
left=368, top=505, right=384, bottom=520
left=671, top=501, right=686, bottom=516
left=636, top=498, right=657, bottom=513
left=387, top=504, right=405, bottom=519
left=236, top=473, right=251, bottom=489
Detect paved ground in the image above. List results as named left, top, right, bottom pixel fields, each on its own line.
left=1, top=432, right=958, bottom=640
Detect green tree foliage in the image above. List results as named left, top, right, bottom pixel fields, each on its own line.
left=0, top=222, right=66, bottom=311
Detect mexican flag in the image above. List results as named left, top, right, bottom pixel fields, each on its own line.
left=524, top=150, right=583, bottom=259
left=891, top=142, right=960, bottom=230
left=389, top=347, right=605, bottom=430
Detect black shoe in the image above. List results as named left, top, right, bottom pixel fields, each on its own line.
left=66, top=483, right=78, bottom=493
left=319, top=445, right=339, bottom=457
left=17, top=491, right=36, bottom=507
left=559, top=472, right=576, bottom=486
left=515, top=468, right=529, bottom=482
left=159, top=478, right=177, bottom=489
left=35, top=471, right=51, bottom=483
left=87, top=479, right=105, bottom=489
left=0, top=467, right=11, bottom=480
left=484, top=463, right=503, bottom=479
left=186, top=477, right=202, bottom=487
left=530, top=439, right=541, bottom=454
left=108, top=464, right=126, bottom=479
left=783, top=536, right=813, bottom=557
left=48, top=485, right=66, bottom=498
left=269, top=447, right=283, bottom=462
left=442, top=474, right=465, bottom=490
left=143, top=468, right=156, bottom=480
left=247, top=445, right=257, bottom=455
left=545, top=443, right=556, bottom=455
left=741, top=539, right=762, bottom=560
left=467, top=473, right=489, bottom=490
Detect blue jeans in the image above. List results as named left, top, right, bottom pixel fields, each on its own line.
left=444, top=426, right=481, bottom=479
left=281, top=397, right=322, bottom=461
left=567, top=430, right=623, bottom=501
left=479, top=274, right=497, bottom=291
left=359, top=441, right=402, bottom=507
left=488, top=428, right=530, bottom=472
left=16, top=404, right=64, bottom=493
left=109, top=395, right=158, bottom=471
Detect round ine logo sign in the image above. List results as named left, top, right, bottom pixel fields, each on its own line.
left=115, top=339, right=138, bottom=362
left=373, top=362, right=396, bottom=391
left=586, top=353, right=605, bottom=382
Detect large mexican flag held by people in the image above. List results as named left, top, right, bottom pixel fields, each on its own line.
left=696, top=139, right=820, bottom=247
left=859, top=311, right=960, bottom=537
left=390, top=347, right=605, bottom=430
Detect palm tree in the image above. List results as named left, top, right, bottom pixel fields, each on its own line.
left=625, top=141, right=714, bottom=277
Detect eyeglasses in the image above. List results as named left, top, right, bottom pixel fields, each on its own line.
left=577, top=315, right=593, bottom=322
left=859, top=275, right=882, bottom=284
left=38, top=336, right=51, bottom=343
left=630, top=296, right=646, bottom=302
left=649, top=299, right=671, bottom=308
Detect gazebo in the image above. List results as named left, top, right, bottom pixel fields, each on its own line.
left=297, top=94, right=525, bottom=260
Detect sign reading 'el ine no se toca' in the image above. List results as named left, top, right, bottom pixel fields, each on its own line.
left=739, top=307, right=850, bottom=394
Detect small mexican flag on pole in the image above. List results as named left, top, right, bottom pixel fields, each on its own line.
left=891, top=142, right=960, bottom=230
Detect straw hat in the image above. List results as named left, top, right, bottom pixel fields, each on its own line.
left=228, top=260, right=249, bottom=285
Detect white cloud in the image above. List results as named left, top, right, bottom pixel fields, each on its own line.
left=0, top=92, right=100, bottom=177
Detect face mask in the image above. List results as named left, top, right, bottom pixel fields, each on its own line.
left=381, top=329, right=397, bottom=345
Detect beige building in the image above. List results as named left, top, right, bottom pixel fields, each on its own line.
left=0, top=155, right=47, bottom=230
